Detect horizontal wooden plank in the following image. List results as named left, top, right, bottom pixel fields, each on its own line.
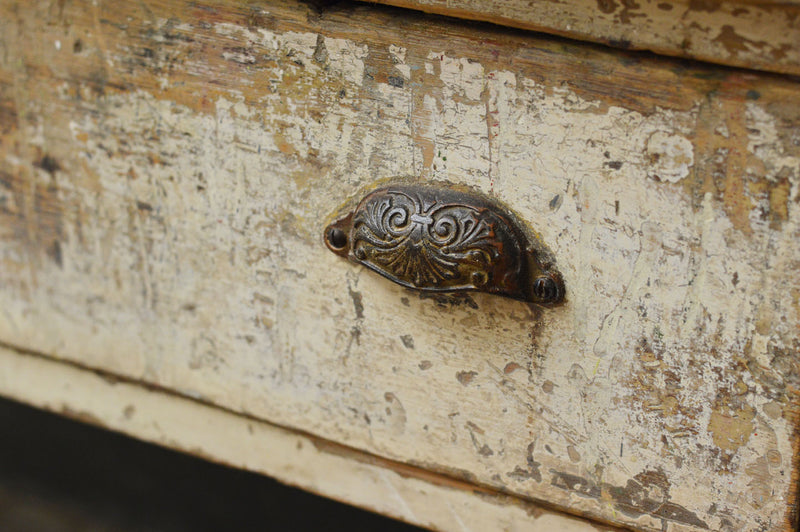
left=1, top=1, right=799, bottom=531
left=364, top=0, right=800, bottom=76
left=0, top=343, right=619, bottom=532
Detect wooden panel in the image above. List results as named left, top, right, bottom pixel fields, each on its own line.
left=1, top=1, right=799, bottom=531
left=0, top=344, right=619, bottom=532
left=364, top=0, right=800, bottom=76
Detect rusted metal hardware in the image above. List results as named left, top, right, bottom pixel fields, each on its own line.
left=324, top=181, right=565, bottom=305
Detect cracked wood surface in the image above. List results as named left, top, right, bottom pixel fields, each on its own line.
left=1, top=0, right=799, bottom=531
left=364, top=0, right=800, bottom=76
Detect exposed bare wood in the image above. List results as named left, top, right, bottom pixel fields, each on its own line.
left=0, top=1, right=799, bottom=531
left=363, top=0, right=800, bottom=76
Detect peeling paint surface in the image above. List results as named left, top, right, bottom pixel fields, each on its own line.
left=0, top=1, right=799, bottom=531
left=371, top=0, right=800, bottom=76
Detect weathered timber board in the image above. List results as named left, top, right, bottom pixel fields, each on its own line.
left=0, top=344, right=623, bottom=532
left=364, top=0, right=800, bottom=76
left=0, top=1, right=799, bottom=531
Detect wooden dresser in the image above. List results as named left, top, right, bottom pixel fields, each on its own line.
left=1, top=1, right=798, bottom=530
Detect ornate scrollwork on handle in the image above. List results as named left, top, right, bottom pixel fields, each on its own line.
left=325, top=182, right=564, bottom=305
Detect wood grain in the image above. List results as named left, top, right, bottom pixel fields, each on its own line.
left=364, top=0, right=800, bottom=76
left=0, top=1, right=799, bottom=531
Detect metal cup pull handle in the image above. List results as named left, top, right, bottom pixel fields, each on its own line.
left=324, top=181, right=565, bottom=305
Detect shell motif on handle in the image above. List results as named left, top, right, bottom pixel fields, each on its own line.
left=324, top=182, right=564, bottom=305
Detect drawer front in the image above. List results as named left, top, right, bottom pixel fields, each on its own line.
left=1, top=1, right=799, bottom=530
left=369, top=0, right=800, bottom=76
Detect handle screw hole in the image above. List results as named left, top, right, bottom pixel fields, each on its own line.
left=327, top=227, right=348, bottom=250
left=533, top=276, right=560, bottom=302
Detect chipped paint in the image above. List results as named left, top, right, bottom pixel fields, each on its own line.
left=645, top=131, right=694, bottom=183
left=369, top=0, right=800, bottom=76
left=0, top=1, right=799, bottom=531
left=0, top=343, right=614, bottom=532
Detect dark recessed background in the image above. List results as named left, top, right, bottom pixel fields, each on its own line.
left=0, top=396, right=423, bottom=532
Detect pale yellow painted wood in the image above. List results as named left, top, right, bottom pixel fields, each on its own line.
left=0, top=1, right=799, bottom=531
left=366, top=0, right=800, bottom=76
left=0, top=343, right=617, bottom=532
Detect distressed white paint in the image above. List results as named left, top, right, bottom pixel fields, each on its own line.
left=644, top=131, right=694, bottom=183
left=369, top=0, right=800, bottom=76
left=0, top=345, right=611, bottom=532
left=0, top=15, right=798, bottom=532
